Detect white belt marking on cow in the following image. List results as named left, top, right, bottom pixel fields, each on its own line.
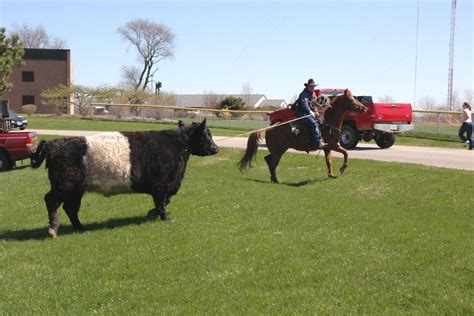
left=83, top=132, right=132, bottom=195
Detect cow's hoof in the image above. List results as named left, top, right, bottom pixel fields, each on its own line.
left=48, top=227, right=57, bottom=238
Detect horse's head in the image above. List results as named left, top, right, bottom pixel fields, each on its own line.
left=339, top=89, right=367, bottom=113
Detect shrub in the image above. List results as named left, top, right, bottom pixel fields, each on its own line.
left=217, top=96, right=245, bottom=118
left=21, top=104, right=37, bottom=116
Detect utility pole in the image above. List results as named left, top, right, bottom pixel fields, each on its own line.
left=413, top=0, right=420, bottom=109
left=447, top=0, right=457, bottom=110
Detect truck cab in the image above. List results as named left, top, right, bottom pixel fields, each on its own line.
left=0, top=108, right=37, bottom=171
left=320, top=89, right=414, bottom=149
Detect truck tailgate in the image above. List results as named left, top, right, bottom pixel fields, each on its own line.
left=372, top=103, right=412, bottom=123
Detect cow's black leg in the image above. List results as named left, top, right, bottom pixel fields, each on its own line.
left=44, top=191, right=63, bottom=238
left=147, top=194, right=169, bottom=221
left=63, top=191, right=85, bottom=231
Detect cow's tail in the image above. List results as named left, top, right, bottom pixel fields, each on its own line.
left=31, top=140, right=48, bottom=169
left=238, top=131, right=264, bottom=173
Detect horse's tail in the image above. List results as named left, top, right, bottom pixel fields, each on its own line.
left=238, top=131, right=264, bottom=173
left=31, top=140, right=48, bottom=169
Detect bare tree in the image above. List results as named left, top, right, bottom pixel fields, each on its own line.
left=120, top=65, right=141, bottom=89
left=377, top=95, right=395, bottom=103
left=451, top=90, right=460, bottom=110
left=117, top=19, right=175, bottom=91
left=11, top=24, right=66, bottom=49
left=203, top=90, right=220, bottom=109
left=464, top=88, right=473, bottom=105
left=241, top=82, right=253, bottom=107
left=417, top=96, right=438, bottom=110
left=291, top=93, right=299, bottom=103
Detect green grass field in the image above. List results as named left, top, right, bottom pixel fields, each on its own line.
left=26, top=115, right=256, bottom=137
left=1, top=148, right=472, bottom=314
left=26, top=115, right=467, bottom=149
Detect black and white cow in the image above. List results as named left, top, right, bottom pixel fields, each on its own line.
left=31, top=120, right=218, bottom=237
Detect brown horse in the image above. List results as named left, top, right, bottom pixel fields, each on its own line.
left=238, top=89, right=367, bottom=182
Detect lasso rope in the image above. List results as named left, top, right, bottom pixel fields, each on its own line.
left=214, top=114, right=313, bottom=143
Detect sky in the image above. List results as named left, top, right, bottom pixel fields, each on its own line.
left=0, top=0, right=472, bottom=106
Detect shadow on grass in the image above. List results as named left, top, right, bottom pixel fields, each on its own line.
left=247, top=178, right=326, bottom=187
left=0, top=215, right=150, bottom=241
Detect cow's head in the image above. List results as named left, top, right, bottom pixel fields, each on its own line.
left=179, top=119, right=219, bottom=156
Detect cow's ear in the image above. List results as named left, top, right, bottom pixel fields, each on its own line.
left=199, top=119, right=207, bottom=129
left=178, top=120, right=185, bottom=129
left=193, top=119, right=206, bottom=136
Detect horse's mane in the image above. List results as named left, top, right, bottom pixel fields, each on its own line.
left=329, top=94, right=344, bottom=108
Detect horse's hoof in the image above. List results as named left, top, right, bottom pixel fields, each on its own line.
left=328, top=174, right=338, bottom=179
left=48, top=227, right=57, bottom=238
left=340, top=166, right=347, bottom=175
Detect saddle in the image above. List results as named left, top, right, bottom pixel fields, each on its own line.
left=290, top=119, right=325, bottom=151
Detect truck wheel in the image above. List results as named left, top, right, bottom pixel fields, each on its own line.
left=340, top=125, right=359, bottom=149
left=375, top=133, right=396, bottom=149
left=0, top=153, right=10, bottom=172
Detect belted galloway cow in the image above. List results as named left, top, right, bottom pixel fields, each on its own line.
left=31, top=120, right=218, bottom=237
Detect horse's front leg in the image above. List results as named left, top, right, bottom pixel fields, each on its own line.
left=332, top=145, right=349, bottom=175
left=324, top=149, right=337, bottom=178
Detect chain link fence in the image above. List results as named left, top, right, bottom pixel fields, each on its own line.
left=90, top=103, right=271, bottom=131
left=90, top=103, right=464, bottom=141
left=407, top=110, right=463, bottom=141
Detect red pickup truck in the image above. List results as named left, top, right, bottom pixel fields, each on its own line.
left=269, top=88, right=414, bottom=149
left=0, top=118, right=38, bottom=171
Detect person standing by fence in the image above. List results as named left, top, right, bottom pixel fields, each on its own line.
left=458, top=102, right=472, bottom=150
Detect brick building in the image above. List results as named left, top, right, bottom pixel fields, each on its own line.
left=1, top=48, right=73, bottom=114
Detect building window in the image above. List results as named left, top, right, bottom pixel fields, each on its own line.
left=22, top=95, right=35, bottom=105
left=22, top=71, right=35, bottom=82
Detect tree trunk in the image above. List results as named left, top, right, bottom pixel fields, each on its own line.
left=135, top=61, right=149, bottom=90
left=142, top=61, right=154, bottom=90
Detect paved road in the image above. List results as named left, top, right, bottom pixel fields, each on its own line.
left=31, top=129, right=473, bottom=171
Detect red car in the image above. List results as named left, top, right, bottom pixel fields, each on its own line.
left=0, top=118, right=38, bottom=171
left=268, top=89, right=414, bottom=149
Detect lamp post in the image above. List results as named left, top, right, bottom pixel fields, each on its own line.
left=148, top=76, right=162, bottom=105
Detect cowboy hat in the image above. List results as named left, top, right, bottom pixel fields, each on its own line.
left=304, top=78, right=319, bottom=87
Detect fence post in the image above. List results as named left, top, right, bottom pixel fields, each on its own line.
left=436, top=112, right=440, bottom=135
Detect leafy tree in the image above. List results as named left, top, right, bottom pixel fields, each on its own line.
left=218, top=96, right=246, bottom=118
left=218, top=96, right=246, bottom=111
left=0, top=27, right=24, bottom=96
left=41, top=84, right=118, bottom=115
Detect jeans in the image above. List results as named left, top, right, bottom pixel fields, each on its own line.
left=298, top=114, right=320, bottom=146
left=459, top=122, right=473, bottom=149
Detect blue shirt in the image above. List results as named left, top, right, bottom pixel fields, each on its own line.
left=297, top=89, right=315, bottom=115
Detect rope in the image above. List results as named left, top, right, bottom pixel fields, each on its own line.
left=214, top=114, right=312, bottom=143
